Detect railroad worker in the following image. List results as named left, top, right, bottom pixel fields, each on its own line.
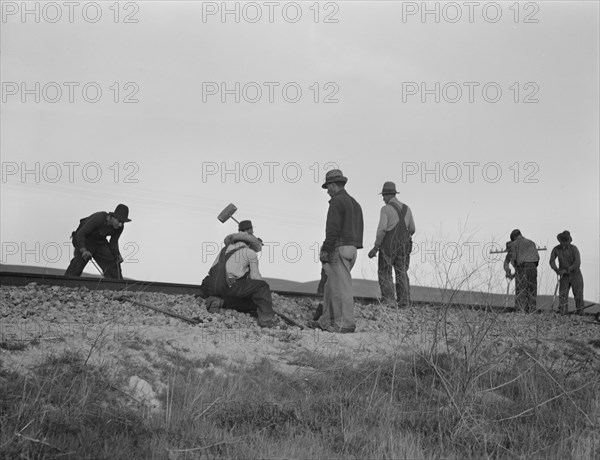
left=64, top=204, right=131, bottom=279
left=504, top=229, right=539, bottom=313
left=549, top=230, right=584, bottom=315
left=312, top=169, right=364, bottom=333
left=200, top=232, right=277, bottom=328
left=367, top=181, right=416, bottom=308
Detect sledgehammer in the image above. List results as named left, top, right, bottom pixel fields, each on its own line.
left=217, top=203, right=240, bottom=225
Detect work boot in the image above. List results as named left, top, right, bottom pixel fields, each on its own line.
left=258, top=318, right=277, bottom=328
left=206, top=296, right=224, bottom=313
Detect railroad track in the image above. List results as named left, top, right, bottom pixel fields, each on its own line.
left=2, top=271, right=598, bottom=321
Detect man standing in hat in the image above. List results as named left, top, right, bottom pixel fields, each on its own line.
left=549, top=231, right=584, bottom=315
left=504, top=229, right=539, bottom=313
left=200, top=229, right=277, bottom=328
left=368, top=182, right=415, bottom=308
left=312, top=169, right=364, bottom=333
left=65, top=204, right=131, bottom=279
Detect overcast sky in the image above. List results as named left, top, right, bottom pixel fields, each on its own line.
left=1, top=1, right=598, bottom=302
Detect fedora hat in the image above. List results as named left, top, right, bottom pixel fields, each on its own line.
left=379, top=181, right=399, bottom=195
left=557, top=230, right=572, bottom=243
left=238, top=220, right=253, bottom=232
left=321, top=169, right=348, bottom=189
left=509, top=229, right=521, bottom=241
left=111, top=204, right=131, bottom=223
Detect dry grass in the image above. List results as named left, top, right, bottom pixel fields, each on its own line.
left=1, top=329, right=598, bottom=460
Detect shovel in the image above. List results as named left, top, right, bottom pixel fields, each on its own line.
left=217, top=203, right=240, bottom=225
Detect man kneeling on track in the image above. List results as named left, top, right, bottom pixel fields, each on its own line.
left=199, top=230, right=277, bottom=328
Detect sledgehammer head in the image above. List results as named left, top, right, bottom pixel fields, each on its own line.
left=217, top=203, right=239, bottom=224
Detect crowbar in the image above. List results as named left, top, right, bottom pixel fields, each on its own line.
left=90, top=259, right=105, bottom=277
left=274, top=310, right=305, bottom=330
left=490, top=246, right=547, bottom=254
left=116, top=295, right=201, bottom=325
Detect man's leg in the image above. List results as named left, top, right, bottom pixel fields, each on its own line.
left=570, top=271, right=584, bottom=310
left=393, top=246, right=411, bottom=307
left=226, top=279, right=276, bottom=326
left=558, top=274, right=570, bottom=314
left=317, top=268, right=327, bottom=296
left=337, top=245, right=357, bottom=330
left=64, top=248, right=88, bottom=277
left=319, top=262, right=334, bottom=328
left=319, top=247, right=357, bottom=331
left=525, top=266, right=537, bottom=312
left=514, top=268, right=526, bottom=312
left=93, top=244, right=120, bottom=279
left=377, top=251, right=395, bottom=305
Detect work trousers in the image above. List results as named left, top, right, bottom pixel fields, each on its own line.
left=221, top=278, right=276, bottom=326
left=559, top=270, right=584, bottom=313
left=318, top=246, right=357, bottom=330
left=515, top=263, right=537, bottom=313
left=65, top=241, right=121, bottom=279
left=378, top=245, right=411, bottom=307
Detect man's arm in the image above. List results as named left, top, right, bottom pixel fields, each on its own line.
left=373, top=207, right=389, bottom=248
left=549, top=247, right=559, bottom=272
left=406, top=206, right=416, bottom=236
left=321, top=200, right=343, bottom=257
left=109, top=226, right=124, bottom=259
left=74, top=212, right=105, bottom=252
left=503, top=253, right=513, bottom=277
left=567, top=246, right=581, bottom=272
left=245, top=249, right=263, bottom=280
left=368, top=207, right=389, bottom=258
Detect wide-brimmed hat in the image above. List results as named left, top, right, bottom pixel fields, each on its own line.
left=238, top=220, right=253, bottom=232
left=111, top=204, right=131, bottom=223
left=379, top=181, right=399, bottom=195
left=557, top=230, right=572, bottom=243
left=321, top=169, right=348, bottom=189
left=510, top=229, right=521, bottom=241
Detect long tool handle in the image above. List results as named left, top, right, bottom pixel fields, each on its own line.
left=274, top=310, right=304, bottom=329
left=90, top=259, right=104, bottom=276
left=116, top=295, right=201, bottom=325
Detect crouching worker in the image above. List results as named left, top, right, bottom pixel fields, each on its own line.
left=199, top=232, right=277, bottom=328
left=65, top=204, right=131, bottom=279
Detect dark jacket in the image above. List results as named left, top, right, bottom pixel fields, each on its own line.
left=322, top=189, right=364, bottom=255
left=509, top=235, right=539, bottom=267
left=73, top=211, right=122, bottom=255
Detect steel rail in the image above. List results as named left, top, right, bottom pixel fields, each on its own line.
left=0, top=270, right=511, bottom=312
left=2, top=271, right=597, bottom=319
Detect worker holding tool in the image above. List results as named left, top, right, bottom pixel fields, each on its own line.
left=367, top=181, right=416, bottom=308
left=199, top=229, right=278, bottom=328
left=309, top=169, right=364, bottom=333
left=549, top=230, right=584, bottom=315
left=504, top=229, right=539, bottom=313
left=64, top=204, right=131, bottom=279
